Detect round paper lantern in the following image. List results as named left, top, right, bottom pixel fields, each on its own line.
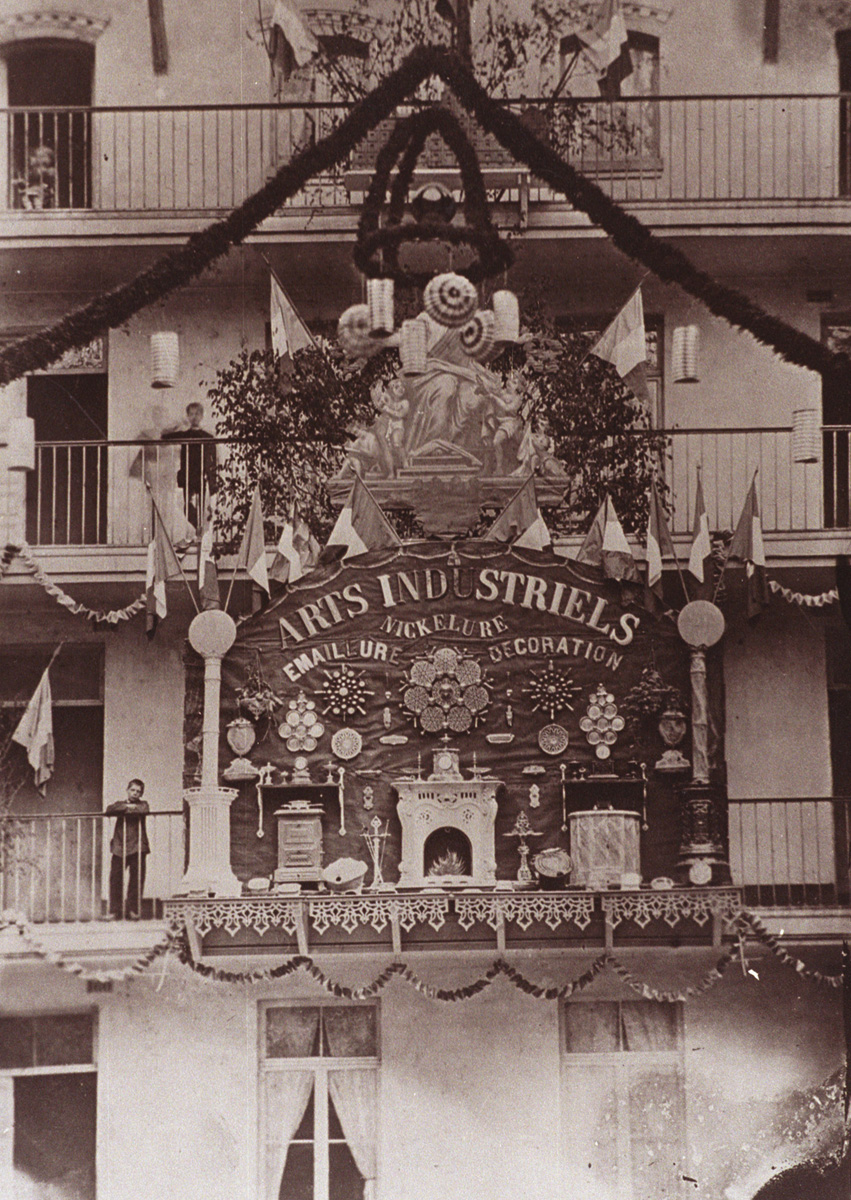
left=150, top=332, right=179, bottom=388
left=460, top=309, right=495, bottom=360
left=677, top=600, right=725, bottom=648
left=423, top=272, right=478, bottom=328
left=337, top=303, right=375, bottom=357
left=792, top=408, right=820, bottom=464
left=492, top=289, right=520, bottom=342
left=672, top=325, right=699, bottom=382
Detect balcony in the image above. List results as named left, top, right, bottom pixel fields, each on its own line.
left=2, top=94, right=851, bottom=226
left=5, top=429, right=844, bottom=572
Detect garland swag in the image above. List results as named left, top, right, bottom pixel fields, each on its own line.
left=0, top=47, right=848, bottom=391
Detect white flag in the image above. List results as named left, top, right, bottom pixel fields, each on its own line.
left=271, top=275, right=313, bottom=359
left=12, top=667, right=54, bottom=793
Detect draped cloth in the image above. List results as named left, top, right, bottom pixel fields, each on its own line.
left=328, top=1071, right=378, bottom=1200
left=264, top=1071, right=314, bottom=1200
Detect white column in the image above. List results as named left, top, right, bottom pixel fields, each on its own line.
left=175, top=610, right=241, bottom=897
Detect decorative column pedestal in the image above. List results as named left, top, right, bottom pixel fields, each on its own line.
left=175, top=609, right=241, bottom=898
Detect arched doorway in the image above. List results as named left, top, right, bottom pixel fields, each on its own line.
left=5, top=38, right=93, bottom=208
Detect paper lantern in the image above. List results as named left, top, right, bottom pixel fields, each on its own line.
left=672, top=324, right=699, bottom=382
left=492, top=289, right=519, bottom=342
left=368, top=277, right=394, bottom=336
left=6, top=416, right=35, bottom=471
left=460, top=309, right=495, bottom=361
left=792, top=408, right=820, bottom=464
left=423, top=272, right=478, bottom=327
left=399, top=318, right=428, bottom=374
left=150, top=332, right=179, bottom=388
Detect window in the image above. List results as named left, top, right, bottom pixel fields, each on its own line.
left=561, top=1000, right=686, bottom=1200
left=821, top=317, right=851, bottom=527
left=260, top=1003, right=379, bottom=1200
left=0, top=1012, right=96, bottom=1200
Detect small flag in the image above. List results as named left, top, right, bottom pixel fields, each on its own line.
left=271, top=273, right=314, bottom=361
left=579, top=0, right=633, bottom=97
left=728, top=474, right=769, bottom=619
left=589, top=286, right=648, bottom=401
left=198, top=520, right=220, bottom=611
left=688, top=475, right=713, bottom=599
left=576, top=494, right=639, bottom=582
left=236, top=486, right=270, bottom=595
left=646, top=481, right=676, bottom=598
left=320, top=476, right=401, bottom=563
left=270, top=0, right=318, bottom=69
left=484, top=477, right=551, bottom=550
left=12, top=666, right=54, bottom=794
left=269, top=512, right=319, bottom=584
left=146, top=512, right=182, bottom=637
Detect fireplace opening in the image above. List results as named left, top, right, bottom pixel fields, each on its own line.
left=424, top=828, right=472, bottom=878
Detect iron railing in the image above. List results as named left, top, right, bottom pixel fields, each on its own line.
left=728, top=797, right=851, bottom=908
left=4, top=94, right=851, bottom=213
left=0, top=810, right=185, bottom=923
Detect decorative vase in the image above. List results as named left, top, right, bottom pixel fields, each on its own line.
left=227, top=716, right=256, bottom=757
left=658, top=709, right=687, bottom=748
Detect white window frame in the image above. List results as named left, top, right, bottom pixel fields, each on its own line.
left=559, top=999, right=686, bottom=1200
left=258, top=1000, right=380, bottom=1200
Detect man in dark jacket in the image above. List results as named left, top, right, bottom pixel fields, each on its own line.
left=107, top=778, right=150, bottom=919
left=162, top=401, right=217, bottom=531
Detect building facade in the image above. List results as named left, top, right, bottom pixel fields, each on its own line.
left=0, top=2, right=848, bottom=1198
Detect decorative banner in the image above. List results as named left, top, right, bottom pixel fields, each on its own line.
left=213, top=541, right=689, bottom=886
left=768, top=578, right=838, bottom=609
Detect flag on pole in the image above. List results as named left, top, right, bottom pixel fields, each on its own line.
left=320, top=476, right=401, bottom=563
left=270, top=0, right=318, bottom=69
left=198, top=519, right=220, bottom=610
left=269, top=511, right=320, bottom=585
left=728, top=474, right=769, bottom=619
left=576, top=494, right=639, bottom=581
left=578, top=0, right=632, bottom=95
left=589, top=286, right=648, bottom=401
left=484, top=477, right=551, bottom=550
left=12, top=666, right=54, bottom=793
left=688, top=475, right=713, bottom=599
left=236, top=486, right=270, bottom=595
left=146, top=511, right=183, bottom=637
left=271, top=273, right=314, bottom=361
left=646, top=481, right=676, bottom=599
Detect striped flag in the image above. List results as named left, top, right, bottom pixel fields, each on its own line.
left=728, top=474, right=769, bottom=619
left=579, top=0, right=633, bottom=97
left=688, top=475, right=713, bottom=600
left=269, top=512, right=319, bottom=584
left=271, top=273, right=314, bottom=361
left=12, top=666, right=54, bottom=794
left=236, top=486, right=269, bottom=595
left=589, top=286, right=648, bottom=401
left=646, top=481, right=676, bottom=599
left=320, top=476, right=401, bottom=563
left=576, top=494, right=639, bottom=582
left=145, top=511, right=182, bottom=637
left=484, top=477, right=551, bottom=550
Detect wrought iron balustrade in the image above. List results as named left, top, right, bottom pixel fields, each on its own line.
left=728, top=797, right=851, bottom=908
left=3, top=94, right=851, bottom=214
left=0, top=810, right=186, bottom=924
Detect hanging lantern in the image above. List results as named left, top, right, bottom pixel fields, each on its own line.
left=492, top=289, right=520, bottom=342
left=337, top=304, right=375, bottom=357
left=399, top=318, right=428, bottom=375
left=423, top=272, right=478, bottom=328
left=792, top=408, right=820, bottom=464
left=672, top=325, right=699, bottom=382
left=6, top=416, right=35, bottom=471
left=460, top=309, right=495, bottom=361
left=367, top=277, right=394, bottom=337
left=150, top=331, right=180, bottom=388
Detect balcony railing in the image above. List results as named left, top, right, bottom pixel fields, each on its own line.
left=12, top=428, right=842, bottom=551
left=728, top=797, right=851, bottom=908
left=4, top=94, right=851, bottom=215
left=0, top=810, right=185, bottom=923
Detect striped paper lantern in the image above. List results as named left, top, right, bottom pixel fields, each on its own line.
left=150, top=332, right=180, bottom=388
left=792, top=408, right=820, bottom=463
left=672, top=325, right=699, bottom=382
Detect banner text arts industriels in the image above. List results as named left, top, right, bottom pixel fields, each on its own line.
left=221, top=543, right=687, bottom=878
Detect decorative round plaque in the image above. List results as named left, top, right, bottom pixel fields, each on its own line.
left=538, top=724, right=569, bottom=755
left=678, top=600, right=725, bottom=648
left=331, top=727, right=363, bottom=760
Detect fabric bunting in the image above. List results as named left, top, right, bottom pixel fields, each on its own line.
left=483, top=476, right=551, bottom=550
left=576, top=493, right=639, bottom=582
left=736, top=911, right=842, bottom=988
left=768, top=579, right=837, bottom=608
left=270, top=511, right=320, bottom=585
left=1, top=910, right=176, bottom=983
left=14, top=544, right=146, bottom=624
left=321, top=475, right=401, bottom=563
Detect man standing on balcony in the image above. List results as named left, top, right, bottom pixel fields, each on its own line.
left=162, top=402, right=218, bottom=533
left=106, top=779, right=150, bottom=920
